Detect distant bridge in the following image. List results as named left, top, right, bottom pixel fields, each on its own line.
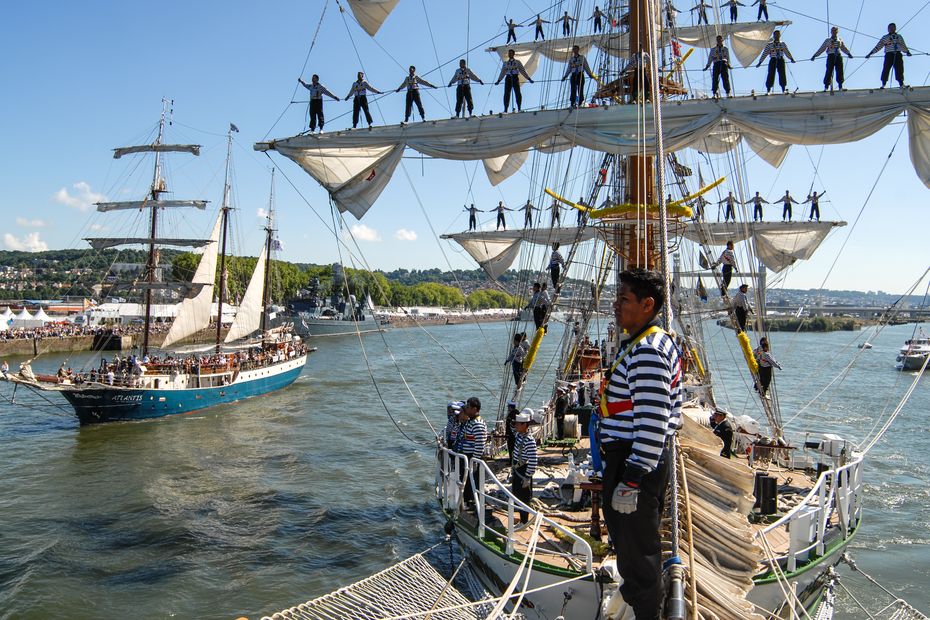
left=764, top=305, right=930, bottom=320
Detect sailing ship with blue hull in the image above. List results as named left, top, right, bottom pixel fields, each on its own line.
left=7, top=103, right=312, bottom=424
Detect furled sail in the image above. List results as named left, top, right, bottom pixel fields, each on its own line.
left=95, top=200, right=208, bottom=212
left=442, top=227, right=598, bottom=279
left=224, top=246, right=267, bottom=343
left=85, top=237, right=213, bottom=251
left=258, top=88, right=930, bottom=218
left=347, top=0, right=399, bottom=36
left=113, top=144, right=200, bottom=159
left=487, top=21, right=787, bottom=76
left=161, top=214, right=223, bottom=349
left=682, top=221, right=846, bottom=272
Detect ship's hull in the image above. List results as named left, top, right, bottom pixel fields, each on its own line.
left=296, top=317, right=384, bottom=337
left=895, top=352, right=929, bottom=371
left=61, top=355, right=307, bottom=424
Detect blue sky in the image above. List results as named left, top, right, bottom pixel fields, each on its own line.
left=1, top=1, right=928, bottom=295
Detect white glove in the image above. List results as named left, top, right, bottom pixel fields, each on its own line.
left=611, top=482, right=639, bottom=514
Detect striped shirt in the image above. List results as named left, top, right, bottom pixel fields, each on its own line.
left=746, top=195, right=768, bottom=206
left=346, top=80, right=382, bottom=98
left=512, top=432, right=538, bottom=475
left=496, top=59, right=532, bottom=82
left=530, top=290, right=550, bottom=308
left=868, top=33, right=910, bottom=55
left=813, top=36, right=852, bottom=58
left=507, top=341, right=529, bottom=364
left=780, top=194, right=798, bottom=206
left=563, top=54, right=596, bottom=79
left=300, top=81, right=337, bottom=100
left=459, top=417, right=488, bottom=458
left=599, top=326, right=682, bottom=484
left=396, top=74, right=437, bottom=91
left=718, top=248, right=737, bottom=267
left=448, top=67, right=482, bottom=86
left=733, top=290, right=753, bottom=311
left=718, top=195, right=737, bottom=208
left=549, top=249, right=565, bottom=268
left=759, top=41, right=795, bottom=62
left=704, top=45, right=731, bottom=69
left=444, top=418, right=462, bottom=449
left=754, top=347, right=782, bottom=369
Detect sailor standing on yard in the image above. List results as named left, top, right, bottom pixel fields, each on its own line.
left=448, top=60, right=483, bottom=118
left=559, top=11, right=578, bottom=36
left=345, top=72, right=382, bottom=129
left=712, top=240, right=738, bottom=293
left=396, top=66, right=436, bottom=124
left=812, top=27, right=853, bottom=91
left=804, top=190, right=826, bottom=221
left=549, top=201, right=562, bottom=227
left=533, top=14, right=550, bottom=40
left=756, top=30, right=796, bottom=94
left=464, top=203, right=483, bottom=230
left=504, top=17, right=522, bottom=43
left=865, top=23, right=912, bottom=89
left=692, top=195, right=709, bottom=221
left=778, top=190, right=799, bottom=221
left=495, top=49, right=534, bottom=113
left=600, top=269, right=682, bottom=620
left=494, top=200, right=513, bottom=230
left=745, top=192, right=769, bottom=221
left=511, top=409, right=539, bottom=525
left=297, top=75, right=339, bottom=133
left=733, top=283, right=754, bottom=331
left=518, top=199, right=536, bottom=228
left=718, top=191, right=738, bottom=223
left=548, top=242, right=565, bottom=289
left=590, top=6, right=607, bottom=33
left=562, top=45, right=598, bottom=108
left=722, top=0, right=744, bottom=23
left=752, top=0, right=769, bottom=21
left=690, top=1, right=711, bottom=25
left=704, top=36, right=732, bottom=97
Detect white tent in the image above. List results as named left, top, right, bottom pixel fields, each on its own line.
left=0, top=307, right=11, bottom=331
left=32, top=306, right=53, bottom=324
left=12, top=307, right=42, bottom=329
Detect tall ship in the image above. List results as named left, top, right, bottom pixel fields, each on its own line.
left=255, top=2, right=929, bottom=619
left=5, top=103, right=312, bottom=424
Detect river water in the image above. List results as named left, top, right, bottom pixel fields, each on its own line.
left=0, top=320, right=926, bottom=619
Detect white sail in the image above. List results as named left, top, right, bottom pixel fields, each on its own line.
left=160, top=214, right=223, bottom=349
left=95, top=199, right=208, bottom=212
left=347, top=0, right=399, bottom=36
left=258, top=88, right=930, bottom=218
left=113, top=144, right=200, bottom=159
left=488, top=21, right=788, bottom=75
left=225, top=245, right=267, bottom=343
left=86, top=237, right=213, bottom=251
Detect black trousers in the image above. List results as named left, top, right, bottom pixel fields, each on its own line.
left=723, top=203, right=735, bottom=222
left=697, top=9, right=708, bottom=24
left=602, top=442, right=670, bottom=620
left=766, top=57, right=787, bottom=91
left=569, top=73, right=586, bottom=106
left=468, top=213, right=477, bottom=230
left=593, top=17, right=602, bottom=32
left=563, top=21, right=571, bottom=35
left=309, top=99, right=324, bottom=130
left=524, top=212, right=533, bottom=227
left=535, top=25, right=544, bottom=40
left=809, top=203, right=820, bottom=221
left=497, top=213, right=506, bottom=229
left=729, top=5, right=738, bottom=21
left=533, top=305, right=547, bottom=329
left=711, top=61, right=731, bottom=95
left=405, top=90, right=425, bottom=121
left=455, top=84, right=473, bottom=116
left=512, top=464, right=532, bottom=523
left=551, top=211, right=560, bottom=226
left=555, top=415, right=565, bottom=439
left=352, top=95, right=372, bottom=127
left=881, top=51, right=905, bottom=86
left=753, top=204, right=763, bottom=220
left=758, top=4, right=768, bottom=20
left=758, top=365, right=773, bottom=394
left=503, top=75, right=522, bottom=112
left=735, top=306, right=748, bottom=331
left=549, top=264, right=560, bottom=288
left=511, top=360, right=524, bottom=386
left=722, top=264, right=733, bottom=291
left=782, top=203, right=792, bottom=221
left=507, top=29, right=516, bottom=43
left=824, top=54, right=845, bottom=88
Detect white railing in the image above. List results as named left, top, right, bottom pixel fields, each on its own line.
left=757, top=454, right=864, bottom=572
left=435, top=446, right=594, bottom=574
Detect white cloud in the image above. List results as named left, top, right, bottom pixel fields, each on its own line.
left=16, top=217, right=45, bottom=228
left=350, top=224, right=381, bottom=242
left=394, top=228, right=417, bottom=241
left=257, top=207, right=269, bottom=218
left=53, top=181, right=106, bottom=212
left=3, top=232, right=49, bottom=252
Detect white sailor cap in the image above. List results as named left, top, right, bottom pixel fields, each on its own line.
left=514, top=408, right=534, bottom=423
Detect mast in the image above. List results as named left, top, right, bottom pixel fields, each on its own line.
left=214, top=128, right=235, bottom=353
left=259, top=170, right=276, bottom=344
left=142, top=99, right=171, bottom=357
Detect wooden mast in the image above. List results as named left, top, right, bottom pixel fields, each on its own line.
left=142, top=99, right=170, bottom=357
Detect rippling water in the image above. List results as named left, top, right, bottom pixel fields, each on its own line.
left=0, top=320, right=926, bottom=619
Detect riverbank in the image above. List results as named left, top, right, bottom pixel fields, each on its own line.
left=717, top=316, right=869, bottom=332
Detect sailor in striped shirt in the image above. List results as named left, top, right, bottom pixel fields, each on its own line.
left=718, top=191, right=738, bottom=223
left=459, top=397, right=488, bottom=508
left=511, top=408, right=539, bottom=524
left=713, top=240, right=738, bottom=293
left=533, top=14, right=550, bottom=40
left=752, top=0, right=768, bottom=21
left=504, top=18, right=521, bottom=44
left=548, top=242, right=565, bottom=289
left=690, top=0, right=711, bottom=25
left=518, top=199, right=536, bottom=228
left=559, top=11, right=577, bottom=36
left=723, top=0, right=744, bottom=23
left=754, top=337, right=782, bottom=396
left=395, top=66, right=437, bottom=124
left=599, top=269, right=682, bottom=620
left=590, top=6, right=606, bottom=33
left=811, top=27, right=853, bottom=91
left=495, top=49, right=534, bottom=113
left=345, top=72, right=383, bottom=129
left=865, top=23, right=912, bottom=88
left=803, top=190, right=826, bottom=221
left=449, top=60, right=484, bottom=118
left=733, top=283, right=754, bottom=331
left=704, top=36, right=732, bottom=97
left=298, top=75, right=339, bottom=133
left=778, top=190, right=799, bottom=222
left=562, top=45, right=598, bottom=108
left=744, top=192, right=769, bottom=221
left=755, top=30, right=795, bottom=94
